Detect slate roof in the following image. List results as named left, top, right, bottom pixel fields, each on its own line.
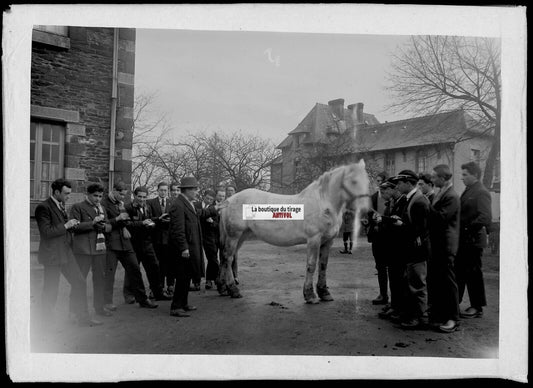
left=278, top=102, right=380, bottom=149
left=277, top=105, right=489, bottom=151
left=354, top=110, right=489, bottom=152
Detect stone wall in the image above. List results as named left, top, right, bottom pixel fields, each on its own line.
left=30, top=27, right=135, bottom=251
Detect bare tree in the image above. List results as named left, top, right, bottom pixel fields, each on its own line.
left=131, top=91, right=173, bottom=190
left=386, top=35, right=501, bottom=187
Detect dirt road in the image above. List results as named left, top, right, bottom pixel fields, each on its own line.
left=30, top=238, right=499, bottom=358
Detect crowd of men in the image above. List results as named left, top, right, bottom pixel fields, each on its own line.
left=35, top=162, right=493, bottom=333
left=35, top=177, right=234, bottom=326
left=362, top=162, right=492, bottom=333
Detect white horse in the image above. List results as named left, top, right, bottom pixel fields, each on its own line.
left=217, top=159, right=370, bottom=304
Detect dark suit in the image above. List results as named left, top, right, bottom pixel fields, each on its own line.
left=428, top=184, right=460, bottom=322
left=367, top=191, right=389, bottom=300
left=397, top=190, right=430, bottom=321
left=70, top=200, right=108, bottom=313
left=169, top=195, right=216, bottom=309
left=147, top=196, right=174, bottom=291
left=101, top=195, right=149, bottom=305
left=35, top=197, right=88, bottom=321
left=196, top=200, right=221, bottom=282
left=456, top=181, right=492, bottom=309
left=386, top=195, right=408, bottom=313
left=125, top=202, right=164, bottom=298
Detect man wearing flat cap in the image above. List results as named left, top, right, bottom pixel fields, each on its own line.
left=390, top=169, right=430, bottom=329
left=168, top=177, right=218, bottom=317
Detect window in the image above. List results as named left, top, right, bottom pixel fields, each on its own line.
left=31, top=121, right=65, bottom=200
left=33, top=25, right=68, bottom=36
left=416, top=149, right=428, bottom=173
left=471, top=149, right=481, bottom=165
left=384, top=153, right=395, bottom=177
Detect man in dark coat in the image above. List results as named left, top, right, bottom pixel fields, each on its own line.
left=70, top=183, right=112, bottom=318
left=456, top=161, right=492, bottom=319
left=168, top=177, right=218, bottom=317
left=364, top=171, right=389, bottom=305
left=428, top=165, right=461, bottom=333
left=35, top=178, right=99, bottom=326
left=390, top=170, right=430, bottom=329
left=125, top=186, right=171, bottom=301
left=377, top=179, right=407, bottom=321
left=101, top=181, right=157, bottom=310
left=196, top=189, right=222, bottom=290
left=147, top=182, right=175, bottom=296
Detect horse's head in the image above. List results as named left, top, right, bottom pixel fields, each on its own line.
left=341, top=159, right=370, bottom=211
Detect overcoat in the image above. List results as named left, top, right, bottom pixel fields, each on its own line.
left=169, top=195, right=206, bottom=279
left=459, top=181, right=492, bottom=248
left=429, top=185, right=460, bottom=257
left=35, top=197, right=75, bottom=266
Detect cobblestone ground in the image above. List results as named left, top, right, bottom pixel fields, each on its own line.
left=30, top=238, right=499, bottom=358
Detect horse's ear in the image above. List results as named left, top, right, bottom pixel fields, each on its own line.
left=358, top=159, right=366, bottom=168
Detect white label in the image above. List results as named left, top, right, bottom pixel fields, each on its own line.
left=242, top=204, right=304, bottom=220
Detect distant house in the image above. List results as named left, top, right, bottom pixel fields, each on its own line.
left=30, top=26, right=136, bottom=253
left=270, top=98, right=499, bottom=219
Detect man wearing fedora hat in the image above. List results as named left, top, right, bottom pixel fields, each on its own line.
left=390, top=170, right=430, bottom=329
left=168, top=176, right=218, bottom=317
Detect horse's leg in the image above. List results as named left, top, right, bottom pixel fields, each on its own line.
left=303, top=237, right=321, bottom=304
left=317, top=238, right=334, bottom=301
left=222, top=233, right=244, bottom=298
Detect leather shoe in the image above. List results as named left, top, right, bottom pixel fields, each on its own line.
left=439, top=320, right=459, bottom=333
left=95, top=308, right=113, bottom=317
left=399, top=318, right=421, bottom=329
left=124, top=296, right=136, bottom=304
left=139, top=300, right=158, bottom=309
left=170, top=309, right=190, bottom=317
left=460, top=307, right=483, bottom=319
left=104, top=304, right=117, bottom=311
left=205, top=280, right=213, bottom=290
left=372, top=294, right=388, bottom=305
left=184, top=305, right=197, bottom=311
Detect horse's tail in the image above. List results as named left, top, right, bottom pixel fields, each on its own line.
left=218, top=207, right=228, bottom=260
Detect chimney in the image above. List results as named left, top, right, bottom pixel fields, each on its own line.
left=328, top=98, right=345, bottom=119
left=348, top=102, right=364, bottom=125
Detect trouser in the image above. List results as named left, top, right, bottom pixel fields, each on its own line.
left=75, top=254, right=106, bottom=312
left=371, top=242, right=389, bottom=298
left=401, top=261, right=428, bottom=320
left=42, top=259, right=88, bottom=321
left=154, top=243, right=175, bottom=290
left=387, top=262, right=406, bottom=312
left=427, top=253, right=460, bottom=322
left=104, top=249, right=148, bottom=305
left=343, top=232, right=353, bottom=250
left=203, top=237, right=220, bottom=281
left=170, top=257, right=193, bottom=310
left=127, top=243, right=164, bottom=297
left=455, top=245, right=487, bottom=308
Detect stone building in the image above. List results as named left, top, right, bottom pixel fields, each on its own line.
left=30, top=26, right=136, bottom=253
left=271, top=98, right=499, bottom=219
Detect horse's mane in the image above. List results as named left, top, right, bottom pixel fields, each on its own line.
left=300, top=164, right=347, bottom=200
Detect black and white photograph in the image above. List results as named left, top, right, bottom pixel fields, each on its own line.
left=3, top=4, right=527, bottom=382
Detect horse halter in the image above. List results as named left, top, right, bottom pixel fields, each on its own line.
left=341, top=170, right=370, bottom=201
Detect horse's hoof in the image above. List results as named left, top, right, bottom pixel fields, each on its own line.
left=219, top=290, right=229, bottom=296
left=230, top=292, right=243, bottom=299
left=305, top=298, right=320, bottom=304
left=228, top=285, right=241, bottom=298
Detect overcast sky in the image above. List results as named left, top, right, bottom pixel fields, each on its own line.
left=134, top=29, right=411, bottom=145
